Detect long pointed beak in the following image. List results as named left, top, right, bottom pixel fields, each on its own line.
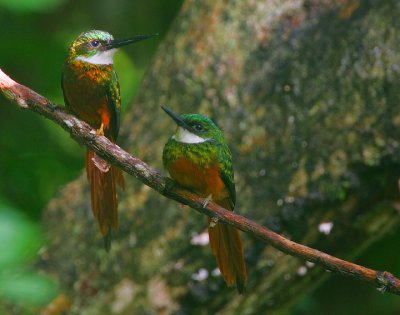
left=161, top=105, right=191, bottom=130
left=104, top=33, right=158, bottom=50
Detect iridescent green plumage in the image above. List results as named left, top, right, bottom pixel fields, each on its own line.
left=65, top=30, right=115, bottom=61
left=61, top=30, right=156, bottom=250
left=62, top=32, right=121, bottom=140
left=62, top=30, right=157, bottom=139
left=162, top=106, right=247, bottom=293
left=163, top=113, right=236, bottom=208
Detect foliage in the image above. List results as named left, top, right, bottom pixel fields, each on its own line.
left=0, top=0, right=64, bottom=12
left=0, top=0, right=399, bottom=314
left=0, top=0, right=182, bottom=219
left=0, top=201, right=57, bottom=313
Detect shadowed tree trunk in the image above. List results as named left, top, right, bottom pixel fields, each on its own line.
left=42, top=0, right=400, bottom=314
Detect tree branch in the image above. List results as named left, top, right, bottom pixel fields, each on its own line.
left=1, top=67, right=399, bottom=295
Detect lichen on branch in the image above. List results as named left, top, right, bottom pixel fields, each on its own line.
left=1, top=67, right=399, bottom=296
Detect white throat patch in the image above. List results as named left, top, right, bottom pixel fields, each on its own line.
left=173, top=127, right=208, bottom=144
left=75, top=48, right=117, bottom=65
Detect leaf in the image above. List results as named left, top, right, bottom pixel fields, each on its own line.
left=0, top=271, right=57, bottom=305
left=0, top=0, right=64, bottom=12
left=0, top=205, right=42, bottom=268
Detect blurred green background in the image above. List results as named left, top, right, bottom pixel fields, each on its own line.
left=0, top=0, right=182, bottom=221
left=0, top=0, right=182, bottom=312
left=0, top=0, right=399, bottom=314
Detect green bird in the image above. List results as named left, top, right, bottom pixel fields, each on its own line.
left=62, top=30, right=155, bottom=250
left=162, top=106, right=248, bottom=293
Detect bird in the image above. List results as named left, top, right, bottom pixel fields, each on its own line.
left=62, top=30, right=155, bottom=250
left=162, top=106, right=247, bottom=293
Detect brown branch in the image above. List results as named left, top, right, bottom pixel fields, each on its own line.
left=1, top=67, right=399, bottom=295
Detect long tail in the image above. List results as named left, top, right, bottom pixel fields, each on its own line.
left=208, top=218, right=248, bottom=293
left=86, top=150, right=125, bottom=251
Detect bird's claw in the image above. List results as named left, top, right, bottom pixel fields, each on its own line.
left=97, top=123, right=105, bottom=136
left=209, top=217, right=219, bottom=228
left=202, top=194, right=212, bottom=208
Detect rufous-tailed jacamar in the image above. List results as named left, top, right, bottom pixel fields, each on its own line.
left=162, top=106, right=248, bottom=293
left=62, top=30, right=155, bottom=250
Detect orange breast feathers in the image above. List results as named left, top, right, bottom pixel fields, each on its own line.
left=167, top=157, right=230, bottom=203
left=63, top=62, right=113, bottom=131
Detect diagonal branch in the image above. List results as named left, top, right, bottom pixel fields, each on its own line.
left=1, top=68, right=399, bottom=295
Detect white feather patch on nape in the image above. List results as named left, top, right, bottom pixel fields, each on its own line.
left=172, top=127, right=208, bottom=144
left=75, top=48, right=117, bottom=65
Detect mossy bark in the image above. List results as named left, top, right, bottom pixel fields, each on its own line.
left=42, top=0, right=400, bottom=314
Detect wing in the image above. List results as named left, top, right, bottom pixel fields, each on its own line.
left=219, top=143, right=236, bottom=210
left=61, top=67, right=71, bottom=109
left=105, top=69, right=121, bottom=141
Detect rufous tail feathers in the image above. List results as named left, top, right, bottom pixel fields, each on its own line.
left=208, top=218, right=248, bottom=293
left=86, top=150, right=124, bottom=251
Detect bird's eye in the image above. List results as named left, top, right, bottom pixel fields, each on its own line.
left=194, top=124, right=204, bottom=131
left=90, top=40, right=100, bottom=48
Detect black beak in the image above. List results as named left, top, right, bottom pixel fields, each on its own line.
left=161, top=105, right=192, bottom=131
left=104, top=33, right=158, bottom=50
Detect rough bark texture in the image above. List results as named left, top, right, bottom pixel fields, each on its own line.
left=42, top=0, right=400, bottom=314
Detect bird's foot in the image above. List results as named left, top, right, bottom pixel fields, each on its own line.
left=209, top=217, right=219, bottom=228
left=97, top=123, right=105, bottom=136
left=202, top=194, right=212, bottom=208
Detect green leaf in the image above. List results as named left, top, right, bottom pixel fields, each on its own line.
left=0, top=271, right=57, bottom=305
left=0, top=0, right=64, bottom=12
left=0, top=205, right=42, bottom=268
